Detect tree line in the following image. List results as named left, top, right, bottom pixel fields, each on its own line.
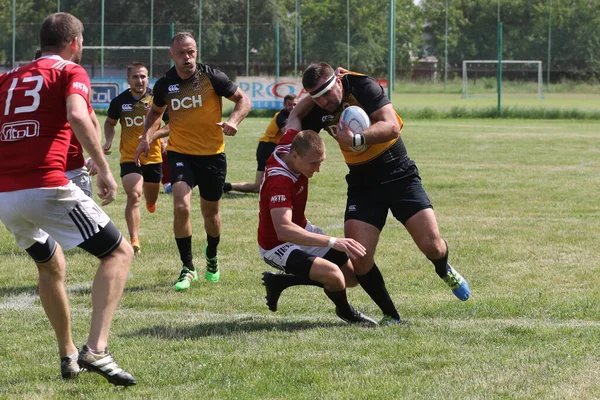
left=1, top=0, right=598, bottom=81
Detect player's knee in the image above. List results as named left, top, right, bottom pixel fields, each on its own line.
left=323, top=263, right=345, bottom=289
left=126, top=190, right=142, bottom=205
left=26, top=237, right=57, bottom=264
left=173, top=202, right=191, bottom=218
left=420, top=238, right=446, bottom=259
left=113, top=239, right=134, bottom=263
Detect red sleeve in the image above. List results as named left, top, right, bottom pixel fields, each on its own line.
left=65, top=65, right=92, bottom=113
left=267, top=176, right=295, bottom=211
left=277, top=129, right=299, bottom=147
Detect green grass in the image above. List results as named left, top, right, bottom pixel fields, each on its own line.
left=1, top=118, right=600, bottom=398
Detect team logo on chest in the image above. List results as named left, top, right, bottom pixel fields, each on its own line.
left=121, top=103, right=133, bottom=111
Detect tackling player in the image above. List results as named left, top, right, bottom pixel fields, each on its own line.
left=258, top=130, right=376, bottom=325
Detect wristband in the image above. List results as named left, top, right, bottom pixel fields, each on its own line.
left=328, top=237, right=337, bottom=248
left=352, top=133, right=365, bottom=147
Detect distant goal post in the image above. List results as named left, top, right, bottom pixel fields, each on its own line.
left=462, top=60, right=543, bottom=99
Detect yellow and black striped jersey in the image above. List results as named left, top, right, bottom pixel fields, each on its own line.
left=153, top=63, right=238, bottom=155
left=107, top=88, right=164, bottom=164
left=258, top=109, right=290, bottom=144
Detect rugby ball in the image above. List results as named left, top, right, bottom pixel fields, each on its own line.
left=340, top=106, right=370, bottom=152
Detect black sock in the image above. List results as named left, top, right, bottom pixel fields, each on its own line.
left=206, top=234, right=220, bottom=259
left=428, top=239, right=449, bottom=278
left=176, top=236, right=194, bottom=270
left=272, top=273, right=324, bottom=289
left=356, top=264, right=400, bottom=320
left=324, top=288, right=352, bottom=312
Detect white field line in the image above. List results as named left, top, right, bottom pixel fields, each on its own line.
left=2, top=291, right=599, bottom=329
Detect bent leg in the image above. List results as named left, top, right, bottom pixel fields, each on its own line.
left=405, top=208, right=470, bottom=301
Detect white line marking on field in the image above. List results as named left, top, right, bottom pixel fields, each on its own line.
left=0, top=292, right=37, bottom=310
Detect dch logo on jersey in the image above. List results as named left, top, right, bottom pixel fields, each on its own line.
left=91, top=83, right=119, bottom=108
left=121, top=104, right=133, bottom=111
left=171, top=95, right=203, bottom=111
left=270, top=194, right=287, bottom=203
left=1, top=120, right=40, bottom=142
left=168, top=84, right=180, bottom=94
left=124, top=116, right=145, bottom=127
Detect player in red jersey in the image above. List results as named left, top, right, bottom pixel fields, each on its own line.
left=34, top=47, right=97, bottom=197
left=258, top=129, right=376, bottom=325
left=0, top=13, right=135, bottom=386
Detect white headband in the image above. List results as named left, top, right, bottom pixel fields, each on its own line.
left=310, top=75, right=336, bottom=98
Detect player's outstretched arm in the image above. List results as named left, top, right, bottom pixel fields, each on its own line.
left=219, top=87, right=251, bottom=136
left=271, top=208, right=366, bottom=258
left=285, top=96, right=313, bottom=132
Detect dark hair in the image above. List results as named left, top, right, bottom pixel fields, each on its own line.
left=39, top=13, right=83, bottom=53
left=34, top=49, right=42, bottom=59
left=171, top=32, right=195, bottom=46
left=302, top=62, right=334, bottom=90
left=291, top=130, right=324, bottom=157
left=283, top=94, right=297, bottom=103
left=127, top=62, right=148, bottom=77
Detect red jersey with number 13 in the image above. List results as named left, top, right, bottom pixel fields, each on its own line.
left=0, top=55, right=92, bottom=192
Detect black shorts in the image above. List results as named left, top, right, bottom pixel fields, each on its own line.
left=284, top=248, right=349, bottom=278
left=120, top=162, right=162, bottom=183
left=344, top=163, right=432, bottom=231
left=256, top=141, right=277, bottom=172
left=167, top=151, right=227, bottom=201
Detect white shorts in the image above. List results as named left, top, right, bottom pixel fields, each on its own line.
left=258, top=220, right=329, bottom=269
left=0, top=182, right=110, bottom=251
left=66, top=167, right=92, bottom=198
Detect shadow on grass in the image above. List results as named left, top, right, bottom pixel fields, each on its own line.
left=222, top=191, right=256, bottom=199
left=0, top=285, right=37, bottom=297
left=129, top=317, right=338, bottom=339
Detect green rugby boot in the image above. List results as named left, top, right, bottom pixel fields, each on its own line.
left=174, top=266, right=198, bottom=291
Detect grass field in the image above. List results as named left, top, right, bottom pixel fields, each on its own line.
left=1, top=117, right=600, bottom=399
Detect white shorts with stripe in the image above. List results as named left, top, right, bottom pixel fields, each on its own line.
left=0, top=182, right=110, bottom=251
left=258, top=220, right=329, bottom=270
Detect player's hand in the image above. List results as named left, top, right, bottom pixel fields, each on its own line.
left=335, top=67, right=349, bottom=77
left=335, top=119, right=354, bottom=147
left=217, top=121, right=238, bottom=136
left=85, top=157, right=98, bottom=177
left=102, top=141, right=112, bottom=155
left=133, top=139, right=150, bottom=167
left=95, top=170, right=118, bottom=206
left=332, top=237, right=366, bottom=259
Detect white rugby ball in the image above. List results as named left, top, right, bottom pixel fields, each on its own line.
left=340, top=106, right=370, bottom=152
